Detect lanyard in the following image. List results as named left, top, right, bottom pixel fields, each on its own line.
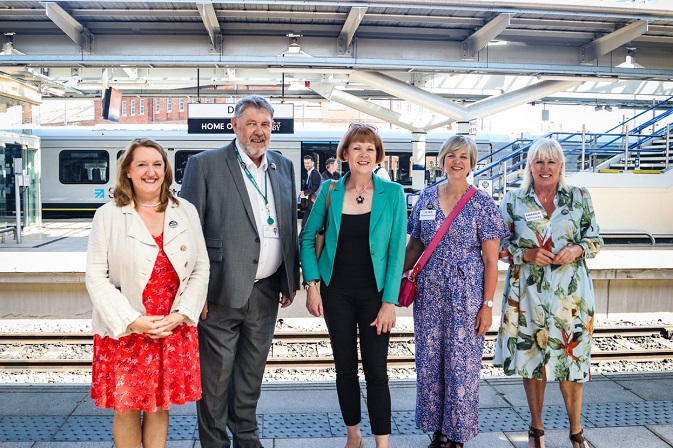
left=235, top=148, right=274, bottom=225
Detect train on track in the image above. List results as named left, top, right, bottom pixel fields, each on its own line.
left=32, top=128, right=513, bottom=218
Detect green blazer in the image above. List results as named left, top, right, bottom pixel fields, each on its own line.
left=300, top=172, right=407, bottom=304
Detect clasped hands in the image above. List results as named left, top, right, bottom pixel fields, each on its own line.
left=524, top=244, right=583, bottom=267
left=128, top=313, right=187, bottom=339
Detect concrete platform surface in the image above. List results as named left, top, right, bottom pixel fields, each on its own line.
left=2, top=372, right=673, bottom=447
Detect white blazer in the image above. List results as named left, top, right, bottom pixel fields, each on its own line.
left=86, top=198, right=209, bottom=338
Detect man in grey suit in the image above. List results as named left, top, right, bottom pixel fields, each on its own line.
left=181, top=95, right=299, bottom=448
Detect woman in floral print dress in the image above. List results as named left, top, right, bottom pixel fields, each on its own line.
left=405, top=135, right=508, bottom=448
left=494, top=138, right=603, bottom=448
left=86, top=138, right=209, bottom=448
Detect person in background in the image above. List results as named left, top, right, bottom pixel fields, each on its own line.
left=404, top=135, right=508, bottom=448
left=181, top=95, right=300, bottom=448
left=300, top=154, right=323, bottom=229
left=86, top=138, right=209, bottom=448
left=300, top=123, right=407, bottom=448
left=322, top=157, right=342, bottom=181
left=373, top=163, right=391, bottom=181
left=494, top=138, right=603, bottom=448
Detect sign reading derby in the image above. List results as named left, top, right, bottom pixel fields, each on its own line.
left=188, top=103, right=294, bottom=134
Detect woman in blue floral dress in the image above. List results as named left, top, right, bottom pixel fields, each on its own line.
left=405, top=135, right=509, bottom=448
left=494, top=138, right=603, bottom=448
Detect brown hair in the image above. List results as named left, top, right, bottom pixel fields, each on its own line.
left=114, top=138, right=177, bottom=211
left=336, top=123, right=385, bottom=164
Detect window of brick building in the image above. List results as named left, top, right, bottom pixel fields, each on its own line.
left=121, top=101, right=127, bottom=116
left=167, top=98, right=172, bottom=112
left=139, top=100, right=145, bottom=115
left=130, top=100, right=136, bottom=115
left=179, top=97, right=185, bottom=111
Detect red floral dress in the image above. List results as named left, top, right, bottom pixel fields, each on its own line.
left=91, top=234, right=201, bottom=412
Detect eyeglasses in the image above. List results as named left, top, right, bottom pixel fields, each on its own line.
left=349, top=122, right=378, bottom=133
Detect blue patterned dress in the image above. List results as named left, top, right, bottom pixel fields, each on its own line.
left=408, top=186, right=509, bottom=443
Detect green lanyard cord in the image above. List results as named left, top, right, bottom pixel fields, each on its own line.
left=235, top=147, right=274, bottom=225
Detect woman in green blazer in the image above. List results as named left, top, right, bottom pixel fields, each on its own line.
left=300, top=123, right=407, bottom=448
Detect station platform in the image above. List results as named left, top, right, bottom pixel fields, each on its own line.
left=2, top=372, right=673, bottom=447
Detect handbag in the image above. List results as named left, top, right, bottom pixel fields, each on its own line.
left=398, top=185, right=478, bottom=307
left=315, top=180, right=337, bottom=259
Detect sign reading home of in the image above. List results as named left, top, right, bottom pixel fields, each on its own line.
left=187, top=103, right=294, bottom=134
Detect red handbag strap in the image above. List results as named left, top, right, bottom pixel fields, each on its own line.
left=409, top=185, right=478, bottom=280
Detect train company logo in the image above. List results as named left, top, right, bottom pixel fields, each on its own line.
left=94, top=189, right=105, bottom=199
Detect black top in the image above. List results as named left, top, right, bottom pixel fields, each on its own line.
left=330, top=213, right=377, bottom=291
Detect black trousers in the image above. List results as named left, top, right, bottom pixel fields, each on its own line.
left=321, top=282, right=392, bottom=435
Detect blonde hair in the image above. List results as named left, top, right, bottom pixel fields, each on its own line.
left=114, top=138, right=177, bottom=211
left=520, top=138, right=568, bottom=191
left=438, top=135, right=478, bottom=173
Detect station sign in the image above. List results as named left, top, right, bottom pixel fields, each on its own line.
left=187, top=103, right=294, bottom=134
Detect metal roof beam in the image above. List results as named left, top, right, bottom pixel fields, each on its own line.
left=196, top=2, right=221, bottom=53
left=337, top=7, right=367, bottom=56
left=580, top=20, right=648, bottom=63
left=466, top=80, right=583, bottom=119
left=309, top=81, right=450, bottom=132
left=41, top=2, right=93, bottom=53
left=349, top=71, right=468, bottom=120
left=462, top=14, right=511, bottom=60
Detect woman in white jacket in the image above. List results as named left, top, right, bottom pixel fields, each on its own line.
left=86, top=138, right=209, bottom=448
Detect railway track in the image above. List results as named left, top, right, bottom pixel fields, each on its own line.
left=2, top=326, right=673, bottom=371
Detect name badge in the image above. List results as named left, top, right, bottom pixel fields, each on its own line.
left=420, top=209, right=437, bottom=221
left=263, top=225, right=280, bottom=238
left=524, top=210, right=545, bottom=222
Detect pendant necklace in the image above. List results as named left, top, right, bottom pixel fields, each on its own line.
left=353, top=178, right=373, bottom=204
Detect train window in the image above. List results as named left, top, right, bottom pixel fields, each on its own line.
left=174, top=150, right=205, bottom=184
left=59, top=150, right=109, bottom=184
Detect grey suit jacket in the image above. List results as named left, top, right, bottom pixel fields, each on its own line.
left=180, top=140, right=300, bottom=308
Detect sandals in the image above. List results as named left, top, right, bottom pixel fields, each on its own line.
left=569, top=429, right=589, bottom=448
left=528, top=426, right=545, bottom=448
left=428, top=431, right=446, bottom=448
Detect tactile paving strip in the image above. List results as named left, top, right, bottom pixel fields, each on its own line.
left=328, top=412, right=373, bottom=436
left=392, top=411, right=425, bottom=435
left=630, top=401, right=673, bottom=426
left=262, top=413, right=332, bottom=438
left=513, top=405, right=593, bottom=430
left=0, top=416, right=65, bottom=441
left=54, top=416, right=112, bottom=441
left=479, top=407, right=528, bottom=432
left=167, top=415, right=197, bottom=440
left=583, top=402, right=656, bottom=428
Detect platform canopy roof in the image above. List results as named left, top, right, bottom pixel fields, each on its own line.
left=1, top=0, right=672, bottom=123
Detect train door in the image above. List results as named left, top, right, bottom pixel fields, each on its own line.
left=0, top=141, right=40, bottom=230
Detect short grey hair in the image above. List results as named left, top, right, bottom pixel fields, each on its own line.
left=438, top=135, right=478, bottom=172
left=234, top=95, right=275, bottom=119
left=520, top=138, right=568, bottom=191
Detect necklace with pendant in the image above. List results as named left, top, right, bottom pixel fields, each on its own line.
left=353, top=178, right=373, bottom=204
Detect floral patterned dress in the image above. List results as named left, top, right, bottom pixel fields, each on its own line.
left=408, top=186, right=509, bottom=443
left=91, top=234, right=201, bottom=412
left=493, top=185, right=603, bottom=382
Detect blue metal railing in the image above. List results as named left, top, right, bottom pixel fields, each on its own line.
left=473, top=96, right=673, bottom=197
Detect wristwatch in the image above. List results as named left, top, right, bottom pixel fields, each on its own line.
left=482, top=300, right=494, bottom=308
left=304, top=281, right=318, bottom=291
